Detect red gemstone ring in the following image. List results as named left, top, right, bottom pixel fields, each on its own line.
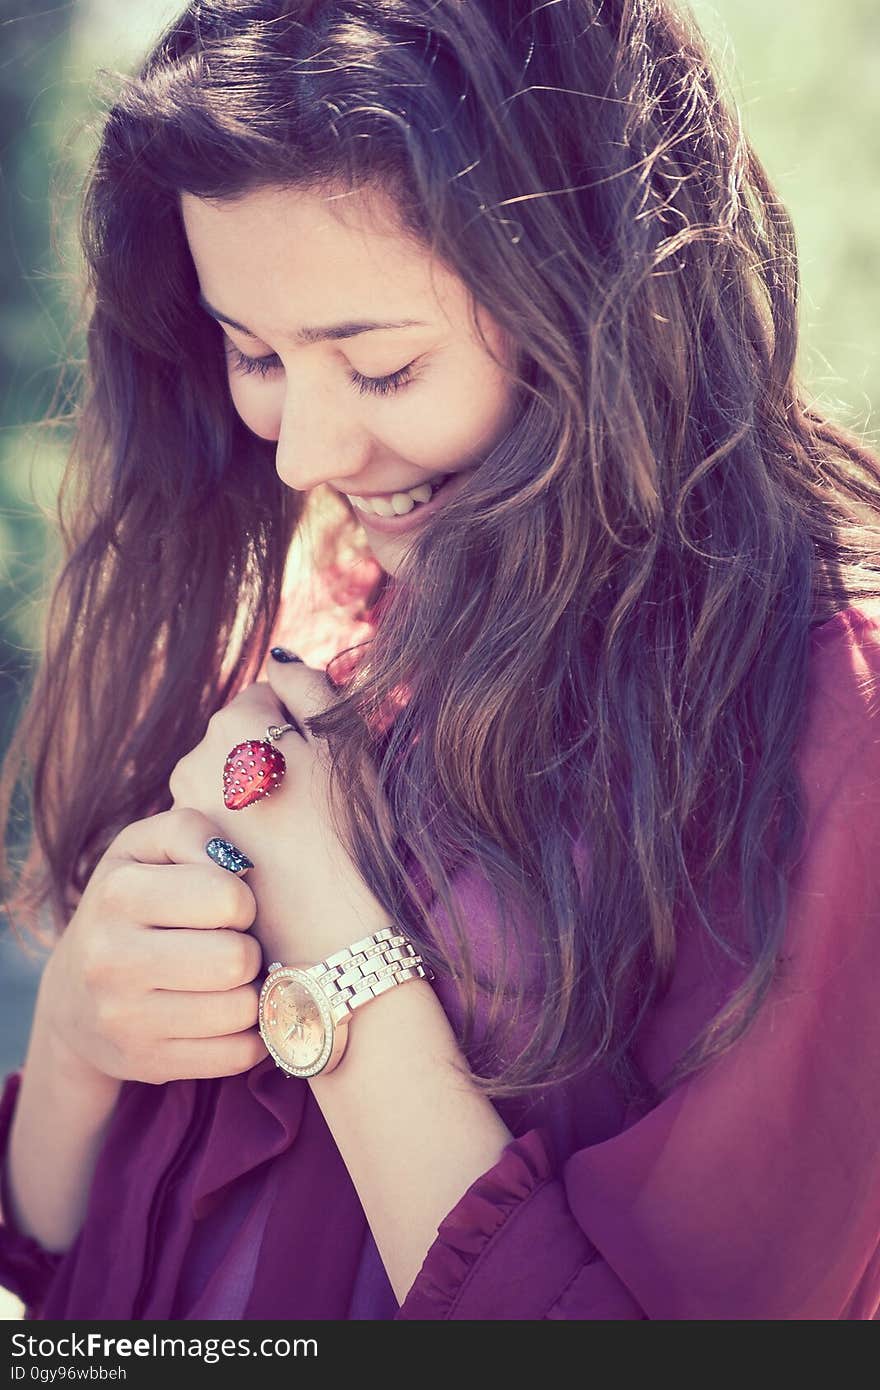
left=222, top=723, right=298, bottom=811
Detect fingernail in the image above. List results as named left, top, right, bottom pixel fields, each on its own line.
left=205, top=838, right=255, bottom=875
left=270, top=647, right=303, bottom=664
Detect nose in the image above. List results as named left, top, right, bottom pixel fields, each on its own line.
left=272, top=382, right=371, bottom=496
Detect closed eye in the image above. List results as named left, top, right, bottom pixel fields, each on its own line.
left=224, top=343, right=418, bottom=397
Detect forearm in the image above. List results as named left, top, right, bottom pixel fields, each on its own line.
left=308, top=978, right=513, bottom=1304
left=5, top=968, right=122, bottom=1253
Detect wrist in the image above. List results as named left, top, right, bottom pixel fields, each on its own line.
left=259, top=926, right=433, bottom=1080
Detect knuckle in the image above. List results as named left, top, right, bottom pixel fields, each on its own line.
left=79, top=934, right=116, bottom=991
left=240, top=983, right=261, bottom=1029
left=125, top=1034, right=160, bottom=1084
left=170, top=805, right=213, bottom=837
left=217, top=879, right=256, bottom=929
left=238, top=887, right=258, bottom=930
left=91, top=1033, right=127, bottom=1085
left=228, top=985, right=260, bottom=1032
left=218, top=879, right=246, bottom=924
left=98, top=861, right=139, bottom=915
left=107, top=817, right=148, bottom=858
left=223, top=934, right=254, bottom=988
left=241, top=935, right=263, bottom=982
left=134, top=1057, right=162, bottom=1085
left=233, top=1030, right=267, bottom=1074
left=93, top=993, right=124, bottom=1041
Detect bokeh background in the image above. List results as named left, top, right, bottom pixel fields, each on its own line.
left=0, top=0, right=878, bottom=1314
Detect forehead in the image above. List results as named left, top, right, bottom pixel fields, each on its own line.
left=179, top=184, right=460, bottom=339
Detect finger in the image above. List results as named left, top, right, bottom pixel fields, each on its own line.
left=138, top=923, right=265, bottom=992
left=99, top=860, right=257, bottom=932
left=263, top=657, right=333, bottom=735
left=143, top=982, right=261, bottom=1039
left=158, top=1030, right=269, bottom=1082
left=111, top=807, right=252, bottom=872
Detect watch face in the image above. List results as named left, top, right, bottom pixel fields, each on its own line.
left=259, top=969, right=334, bottom=1077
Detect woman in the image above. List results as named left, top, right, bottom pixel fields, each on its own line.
left=1, top=0, right=879, bottom=1320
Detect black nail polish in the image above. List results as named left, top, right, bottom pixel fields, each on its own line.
left=205, top=838, right=255, bottom=875
left=270, top=647, right=303, bottom=663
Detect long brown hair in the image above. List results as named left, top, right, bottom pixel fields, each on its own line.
left=3, top=0, right=880, bottom=1106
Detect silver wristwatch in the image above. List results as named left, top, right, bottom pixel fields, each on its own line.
left=258, top=926, right=433, bottom=1078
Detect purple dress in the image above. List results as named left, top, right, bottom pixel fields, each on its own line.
left=2, top=602, right=880, bottom=1319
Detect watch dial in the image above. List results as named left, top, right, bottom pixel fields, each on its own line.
left=264, top=976, right=327, bottom=1072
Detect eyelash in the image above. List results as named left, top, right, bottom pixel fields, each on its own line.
left=225, top=344, right=417, bottom=397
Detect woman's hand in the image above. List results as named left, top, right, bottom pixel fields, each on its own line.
left=167, top=663, right=395, bottom=969
left=39, top=808, right=268, bottom=1088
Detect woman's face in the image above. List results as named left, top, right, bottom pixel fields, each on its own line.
left=180, top=183, right=521, bottom=574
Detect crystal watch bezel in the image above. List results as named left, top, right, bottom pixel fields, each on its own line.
left=258, top=963, right=335, bottom=1079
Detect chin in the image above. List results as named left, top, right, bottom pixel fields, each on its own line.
left=366, top=536, right=403, bottom=576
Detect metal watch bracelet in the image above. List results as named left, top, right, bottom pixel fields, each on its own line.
left=295, top=925, right=434, bottom=1023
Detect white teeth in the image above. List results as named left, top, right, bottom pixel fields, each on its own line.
left=408, top=484, right=434, bottom=504
left=368, top=495, right=397, bottom=517
left=347, top=476, right=447, bottom=516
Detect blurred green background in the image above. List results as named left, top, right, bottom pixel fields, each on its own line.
left=0, top=0, right=878, bottom=1050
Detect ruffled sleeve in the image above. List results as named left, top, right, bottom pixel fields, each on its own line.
left=395, top=1127, right=643, bottom=1318
left=397, top=605, right=880, bottom=1320
left=0, top=1070, right=65, bottom=1318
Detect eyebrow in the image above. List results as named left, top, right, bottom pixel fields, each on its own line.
left=197, top=291, right=428, bottom=345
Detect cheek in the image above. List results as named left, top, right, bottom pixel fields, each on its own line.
left=429, top=356, right=518, bottom=463
left=228, top=374, right=283, bottom=441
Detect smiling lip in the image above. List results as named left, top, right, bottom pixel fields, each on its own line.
left=352, top=479, right=445, bottom=498
left=347, top=470, right=470, bottom=535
